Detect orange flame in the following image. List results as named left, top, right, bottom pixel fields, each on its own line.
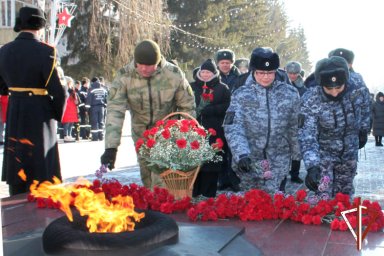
left=30, top=177, right=145, bottom=233
left=17, top=169, right=27, bottom=181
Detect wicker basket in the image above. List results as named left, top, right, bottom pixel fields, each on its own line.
left=158, top=112, right=201, bottom=199
left=160, top=166, right=200, bottom=199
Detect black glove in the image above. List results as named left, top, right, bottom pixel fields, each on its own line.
left=100, top=148, right=117, bottom=169
left=358, top=130, right=368, bottom=149
left=238, top=157, right=252, bottom=173
left=305, top=166, right=321, bottom=191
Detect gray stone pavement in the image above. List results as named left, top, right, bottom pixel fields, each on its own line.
left=1, top=134, right=383, bottom=208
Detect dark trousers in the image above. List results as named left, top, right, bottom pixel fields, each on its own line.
left=290, top=160, right=301, bottom=178
left=79, top=109, right=90, bottom=139
left=71, top=122, right=80, bottom=140
left=57, top=122, right=64, bottom=139
left=89, top=106, right=105, bottom=141
left=193, top=172, right=219, bottom=198
left=218, top=143, right=240, bottom=187
left=375, top=136, right=382, bottom=145
left=9, top=183, right=28, bottom=196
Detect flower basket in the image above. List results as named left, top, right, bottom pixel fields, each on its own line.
left=160, top=166, right=201, bottom=199
left=136, top=111, right=223, bottom=198
left=158, top=112, right=201, bottom=199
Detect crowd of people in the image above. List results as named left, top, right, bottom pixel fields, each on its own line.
left=58, top=76, right=108, bottom=142
left=100, top=38, right=381, bottom=201
left=1, top=6, right=384, bottom=201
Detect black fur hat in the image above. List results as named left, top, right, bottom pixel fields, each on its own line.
left=14, top=6, right=46, bottom=33
left=215, top=49, right=235, bottom=63
left=328, top=48, right=354, bottom=64
left=249, top=47, right=280, bottom=71
left=315, top=56, right=349, bottom=87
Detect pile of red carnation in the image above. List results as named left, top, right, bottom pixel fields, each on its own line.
left=28, top=179, right=384, bottom=232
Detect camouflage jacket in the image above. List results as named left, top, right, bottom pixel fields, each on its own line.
left=298, top=83, right=367, bottom=170
left=224, top=75, right=301, bottom=164
left=105, top=57, right=196, bottom=148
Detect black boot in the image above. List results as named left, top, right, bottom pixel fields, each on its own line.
left=291, top=176, right=303, bottom=184
left=290, top=160, right=303, bottom=184
left=375, top=136, right=381, bottom=146
left=379, top=136, right=383, bottom=146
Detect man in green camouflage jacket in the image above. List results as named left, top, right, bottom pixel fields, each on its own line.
left=100, top=39, right=196, bottom=188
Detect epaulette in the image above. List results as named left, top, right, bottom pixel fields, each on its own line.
left=39, top=42, right=57, bottom=60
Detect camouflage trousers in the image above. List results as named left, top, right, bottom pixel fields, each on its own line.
left=236, top=159, right=289, bottom=195
left=133, top=132, right=164, bottom=189
left=138, top=157, right=164, bottom=189
left=318, top=159, right=358, bottom=197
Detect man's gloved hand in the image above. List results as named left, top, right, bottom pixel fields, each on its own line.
left=100, top=148, right=117, bottom=170
left=358, top=130, right=368, bottom=149
left=238, top=157, right=252, bottom=173
left=305, top=166, right=321, bottom=191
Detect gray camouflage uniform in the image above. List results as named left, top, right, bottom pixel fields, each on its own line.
left=104, top=57, right=196, bottom=188
left=223, top=75, right=301, bottom=194
left=299, top=82, right=370, bottom=197
left=349, top=71, right=371, bottom=131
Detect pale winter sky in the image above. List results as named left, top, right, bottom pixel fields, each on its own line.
left=283, top=0, right=384, bottom=93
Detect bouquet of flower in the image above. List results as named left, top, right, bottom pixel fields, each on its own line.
left=196, top=84, right=214, bottom=117
left=136, top=112, right=223, bottom=173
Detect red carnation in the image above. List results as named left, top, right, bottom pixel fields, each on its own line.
left=142, top=129, right=150, bottom=138
left=213, top=138, right=224, bottom=149
left=202, top=93, right=210, bottom=101
left=146, top=139, right=156, bottom=148
left=165, top=120, right=178, bottom=128
left=190, top=140, right=200, bottom=150
left=93, top=179, right=101, bottom=188
left=176, top=139, right=187, bottom=149
left=301, top=214, right=312, bottom=225
left=180, top=125, right=189, bottom=133
left=187, top=208, right=199, bottom=221
left=312, top=215, right=322, bottom=225
left=135, top=138, right=144, bottom=152
left=196, top=128, right=207, bottom=137
left=370, top=223, right=380, bottom=232
left=155, top=120, right=164, bottom=127
left=347, top=216, right=357, bottom=228
left=208, top=128, right=217, bottom=136
left=339, top=220, right=349, bottom=231
left=296, top=189, right=307, bottom=202
left=181, top=119, right=190, bottom=126
left=189, top=120, right=198, bottom=126
left=149, top=127, right=158, bottom=136
left=161, top=129, right=171, bottom=139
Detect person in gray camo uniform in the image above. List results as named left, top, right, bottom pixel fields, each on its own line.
left=299, top=56, right=370, bottom=198
left=285, top=61, right=307, bottom=184
left=328, top=48, right=371, bottom=142
left=223, top=47, right=301, bottom=194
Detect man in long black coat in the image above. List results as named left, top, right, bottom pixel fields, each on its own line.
left=0, top=6, right=68, bottom=195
